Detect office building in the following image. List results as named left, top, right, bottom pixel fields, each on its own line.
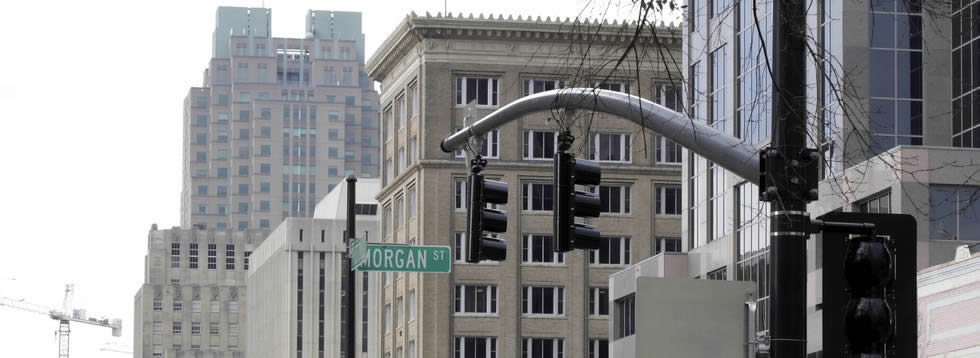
left=134, top=226, right=267, bottom=358
left=246, top=178, right=380, bottom=358
left=366, top=12, right=683, bottom=358
left=181, top=6, right=380, bottom=232
left=682, top=0, right=977, bottom=355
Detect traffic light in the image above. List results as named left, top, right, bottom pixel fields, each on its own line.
left=553, top=137, right=602, bottom=252
left=466, top=164, right=508, bottom=263
left=843, top=236, right=893, bottom=355
left=818, top=212, right=916, bottom=358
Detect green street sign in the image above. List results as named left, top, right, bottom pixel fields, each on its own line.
left=350, top=237, right=367, bottom=269
left=354, top=244, right=452, bottom=273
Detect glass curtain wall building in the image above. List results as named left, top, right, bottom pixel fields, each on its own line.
left=683, top=1, right=957, bottom=354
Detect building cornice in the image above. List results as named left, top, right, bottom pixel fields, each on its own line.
left=366, top=11, right=683, bottom=82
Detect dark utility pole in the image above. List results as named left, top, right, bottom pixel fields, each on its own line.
left=344, top=175, right=357, bottom=358
left=763, top=0, right=817, bottom=357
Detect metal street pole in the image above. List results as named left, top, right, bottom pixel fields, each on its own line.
left=345, top=175, right=357, bottom=358
left=767, top=0, right=810, bottom=356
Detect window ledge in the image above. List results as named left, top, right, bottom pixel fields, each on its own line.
left=454, top=313, right=500, bottom=318
left=520, top=263, right=566, bottom=267
left=521, top=314, right=566, bottom=319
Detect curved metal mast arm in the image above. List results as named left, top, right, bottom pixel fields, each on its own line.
left=440, top=88, right=761, bottom=185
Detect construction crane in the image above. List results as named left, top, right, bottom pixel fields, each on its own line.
left=0, top=284, right=122, bottom=358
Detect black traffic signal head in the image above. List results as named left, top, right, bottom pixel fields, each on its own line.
left=554, top=151, right=602, bottom=252
left=844, top=297, right=893, bottom=353
left=844, top=236, right=893, bottom=296
left=819, top=212, right=915, bottom=358
left=466, top=172, right=508, bottom=263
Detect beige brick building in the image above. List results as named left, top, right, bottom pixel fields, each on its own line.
left=181, top=7, right=380, bottom=232
left=365, top=13, right=683, bottom=358
left=134, top=226, right=267, bottom=358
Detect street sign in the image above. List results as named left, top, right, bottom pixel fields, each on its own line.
left=354, top=244, right=452, bottom=273
left=350, top=237, right=367, bottom=269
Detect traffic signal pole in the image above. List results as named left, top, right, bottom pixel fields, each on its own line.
left=767, top=0, right=810, bottom=356
left=345, top=175, right=357, bottom=358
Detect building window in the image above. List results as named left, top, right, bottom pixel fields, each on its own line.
left=709, top=163, right=731, bottom=241
left=655, top=135, right=682, bottom=164
left=589, top=287, right=609, bottom=316
left=521, top=286, right=564, bottom=316
left=399, top=95, right=407, bottom=129
left=454, top=232, right=498, bottom=262
left=591, top=133, right=631, bottom=163
left=408, top=136, right=418, bottom=165
left=408, top=83, right=419, bottom=118
left=191, top=321, right=201, bottom=335
left=229, top=323, right=239, bottom=336
left=654, top=237, right=682, bottom=254
left=522, top=183, right=554, bottom=211
left=653, top=82, right=683, bottom=111
left=856, top=191, right=891, bottom=213
left=710, top=45, right=729, bottom=132
left=172, top=321, right=182, bottom=334
left=615, top=294, right=635, bottom=339
left=523, top=130, right=557, bottom=160
left=454, top=179, right=501, bottom=211
left=737, top=1, right=773, bottom=144
left=173, top=301, right=182, bottom=312
left=523, top=79, right=564, bottom=96
left=707, top=267, right=728, bottom=280
left=929, top=186, right=980, bottom=241
left=209, top=322, right=219, bottom=335
left=596, top=82, right=630, bottom=93
left=521, top=338, right=564, bottom=358
left=152, top=345, right=162, bottom=358
left=225, top=244, right=235, bottom=270
left=386, top=158, right=393, bottom=185
left=189, top=243, right=199, bottom=269
left=384, top=303, right=392, bottom=334
left=210, top=300, right=220, bottom=313
left=397, top=148, right=406, bottom=176
left=736, top=182, right=770, bottom=333
left=153, top=297, right=162, bottom=311
left=590, top=237, right=631, bottom=265
left=455, top=337, right=497, bottom=358
left=455, top=129, right=499, bottom=159
left=589, top=339, right=609, bottom=358
left=869, top=1, right=923, bottom=153
left=455, top=76, right=500, bottom=106
left=170, top=243, right=180, bottom=269
left=522, top=235, right=564, bottom=264
left=384, top=108, right=393, bottom=142
left=207, top=244, right=217, bottom=270
left=595, top=185, right=631, bottom=214
left=383, top=204, right=393, bottom=238
left=396, top=196, right=405, bottom=229
left=455, top=285, right=498, bottom=314
left=655, top=185, right=682, bottom=215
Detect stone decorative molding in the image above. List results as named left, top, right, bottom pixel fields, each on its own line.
left=366, top=11, right=683, bottom=81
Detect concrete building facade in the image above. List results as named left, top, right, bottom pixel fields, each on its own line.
left=682, top=0, right=978, bottom=356
left=246, top=214, right=378, bottom=358
left=134, top=226, right=267, bottom=358
left=917, top=246, right=980, bottom=358
left=181, top=6, right=380, bottom=232
left=366, top=12, right=683, bottom=358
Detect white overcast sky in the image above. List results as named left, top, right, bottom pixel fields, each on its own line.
left=0, top=0, right=676, bottom=356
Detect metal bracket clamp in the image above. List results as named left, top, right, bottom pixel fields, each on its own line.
left=759, top=147, right=821, bottom=203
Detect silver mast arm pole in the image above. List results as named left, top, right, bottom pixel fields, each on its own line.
left=440, top=88, right=761, bottom=185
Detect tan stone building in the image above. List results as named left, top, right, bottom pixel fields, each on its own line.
left=181, top=6, right=380, bottom=232
left=365, top=13, right=683, bottom=358
left=134, top=226, right=267, bottom=358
